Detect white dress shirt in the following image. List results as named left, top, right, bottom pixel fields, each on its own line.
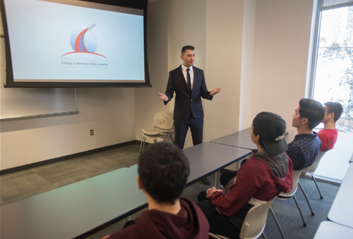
left=181, top=64, right=194, bottom=90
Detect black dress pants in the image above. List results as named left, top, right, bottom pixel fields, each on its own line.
left=174, top=117, right=203, bottom=149
left=220, top=171, right=238, bottom=187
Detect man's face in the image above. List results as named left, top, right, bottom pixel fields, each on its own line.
left=292, top=106, right=302, bottom=127
left=322, top=106, right=333, bottom=123
left=181, top=50, right=195, bottom=67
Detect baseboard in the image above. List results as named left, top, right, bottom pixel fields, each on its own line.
left=0, top=140, right=140, bottom=176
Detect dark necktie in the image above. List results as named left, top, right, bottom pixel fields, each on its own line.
left=187, top=68, right=191, bottom=91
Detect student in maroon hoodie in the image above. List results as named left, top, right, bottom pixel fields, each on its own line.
left=197, top=112, right=293, bottom=239
left=102, top=141, right=209, bottom=239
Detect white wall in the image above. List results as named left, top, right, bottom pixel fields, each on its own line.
left=0, top=83, right=136, bottom=171
left=203, top=0, right=245, bottom=142
left=134, top=0, right=170, bottom=143
left=239, top=0, right=256, bottom=130
left=251, top=0, right=315, bottom=141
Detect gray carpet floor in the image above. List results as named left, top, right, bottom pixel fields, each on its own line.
left=0, top=142, right=340, bottom=239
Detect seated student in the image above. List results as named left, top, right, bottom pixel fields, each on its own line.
left=102, top=142, right=209, bottom=239
left=286, top=98, right=325, bottom=170
left=318, top=101, right=343, bottom=152
left=196, top=112, right=293, bottom=239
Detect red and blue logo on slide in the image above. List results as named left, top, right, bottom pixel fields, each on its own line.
left=62, top=23, right=107, bottom=58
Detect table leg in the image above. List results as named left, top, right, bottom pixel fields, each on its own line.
left=215, top=171, right=220, bottom=188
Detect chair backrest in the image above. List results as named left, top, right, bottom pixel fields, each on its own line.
left=279, top=170, right=302, bottom=197
left=239, top=197, right=276, bottom=239
left=154, top=111, right=173, bottom=130
left=305, top=151, right=326, bottom=174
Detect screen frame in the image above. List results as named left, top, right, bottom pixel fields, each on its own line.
left=1, top=0, right=151, bottom=88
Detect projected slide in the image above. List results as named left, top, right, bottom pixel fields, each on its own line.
left=4, top=0, right=145, bottom=82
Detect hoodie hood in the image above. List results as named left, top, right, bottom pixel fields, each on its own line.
left=255, top=151, right=293, bottom=193
left=134, top=197, right=209, bottom=239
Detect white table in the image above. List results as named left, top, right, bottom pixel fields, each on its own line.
left=327, top=163, right=353, bottom=228
left=314, top=221, right=353, bottom=239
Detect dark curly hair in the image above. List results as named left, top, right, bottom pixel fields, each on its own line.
left=138, top=142, right=190, bottom=204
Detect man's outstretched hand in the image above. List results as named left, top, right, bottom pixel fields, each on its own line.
left=210, top=88, right=221, bottom=96
left=158, top=92, right=168, bottom=101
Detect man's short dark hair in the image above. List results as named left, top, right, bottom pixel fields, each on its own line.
left=181, top=45, right=195, bottom=55
left=299, top=98, right=325, bottom=130
left=324, top=101, right=343, bottom=122
left=138, top=141, right=190, bottom=204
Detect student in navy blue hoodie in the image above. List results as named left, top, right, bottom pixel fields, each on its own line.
left=102, top=142, right=209, bottom=239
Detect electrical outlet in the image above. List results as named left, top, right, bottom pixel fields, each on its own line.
left=90, top=129, right=94, bottom=136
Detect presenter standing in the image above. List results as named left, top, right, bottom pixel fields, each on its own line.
left=158, top=45, right=221, bottom=183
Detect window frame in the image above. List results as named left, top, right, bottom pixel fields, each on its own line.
left=308, top=0, right=353, bottom=99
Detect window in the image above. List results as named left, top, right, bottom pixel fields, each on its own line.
left=309, top=0, right=353, bottom=181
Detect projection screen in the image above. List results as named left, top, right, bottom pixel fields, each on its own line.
left=1, top=0, right=151, bottom=87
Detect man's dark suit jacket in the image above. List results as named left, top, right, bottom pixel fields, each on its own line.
left=164, top=65, right=213, bottom=120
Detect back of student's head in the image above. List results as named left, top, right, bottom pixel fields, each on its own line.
left=299, top=98, right=325, bottom=130
left=138, top=141, right=190, bottom=204
left=324, top=101, right=343, bottom=122
left=252, top=112, right=288, bottom=155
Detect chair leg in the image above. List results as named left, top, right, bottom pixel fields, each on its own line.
left=262, top=232, right=267, bottom=239
left=208, top=232, right=221, bottom=239
left=293, top=195, right=307, bottom=227
left=214, top=171, right=220, bottom=189
left=269, top=207, right=286, bottom=239
left=312, top=176, right=323, bottom=199
left=298, top=182, right=315, bottom=216
left=140, top=136, right=146, bottom=153
left=124, top=216, right=132, bottom=224
left=169, top=133, right=175, bottom=143
left=142, top=137, right=146, bottom=152
left=140, top=137, right=143, bottom=152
